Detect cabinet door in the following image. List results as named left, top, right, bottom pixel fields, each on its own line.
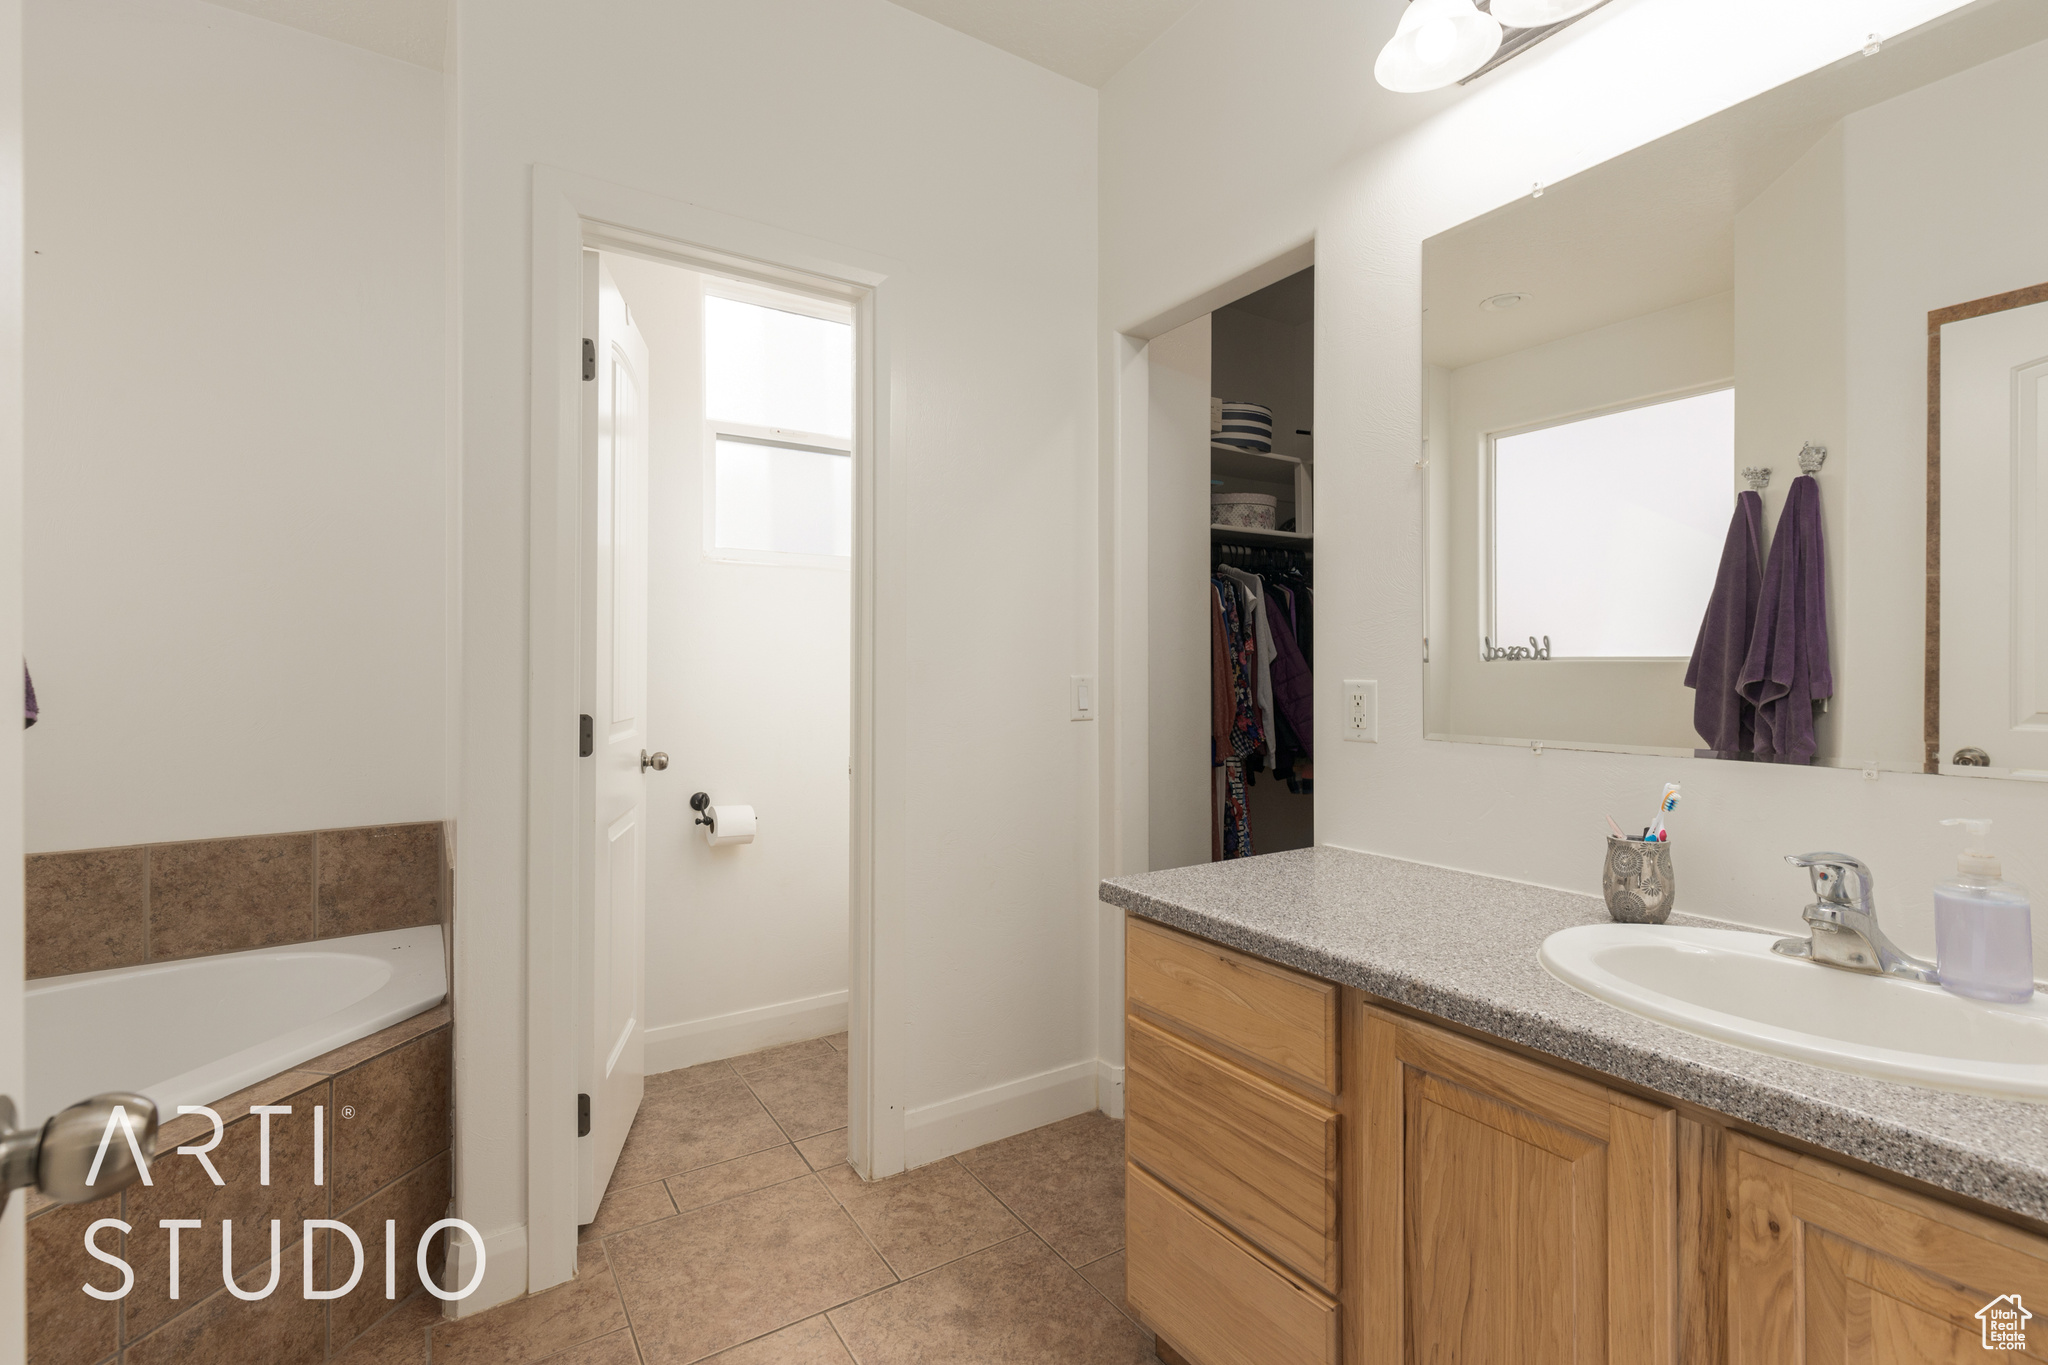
left=1352, top=1003, right=1675, bottom=1365
left=1731, top=1134, right=2048, bottom=1363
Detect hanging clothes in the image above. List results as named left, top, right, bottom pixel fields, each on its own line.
left=1211, top=575, right=1261, bottom=858
left=1266, top=586, right=1312, bottom=769
left=1739, top=475, right=1833, bottom=764
left=1210, top=587, right=1230, bottom=862
left=1684, top=490, right=1764, bottom=756
left=1216, top=564, right=1277, bottom=755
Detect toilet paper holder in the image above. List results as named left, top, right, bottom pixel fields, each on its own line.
left=690, top=792, right=758, bottom=846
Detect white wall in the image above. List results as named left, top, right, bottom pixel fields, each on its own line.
left=1147, top=315, right=1212, bottom=872
left=1102, top=0, right=2048, bottom=989
left=1734, top=127, right=1849, bottom=762
left=1434, top=292, right=1731, bottom=749
left=22, top=0, right=445, bottom=852
left=603, top=252, right=853, bottom=1071
left=452, top=0, right=1098, bottom=1301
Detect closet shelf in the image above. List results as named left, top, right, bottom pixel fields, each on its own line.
left=1211, top=525, right=1313, bottom=547
left=1211, top=446, right=1305, bottom=484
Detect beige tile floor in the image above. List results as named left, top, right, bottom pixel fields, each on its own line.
left=339, top=1033, right=1154, bottom=1364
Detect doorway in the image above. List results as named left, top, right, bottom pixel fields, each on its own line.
left=519, top=168, right=892, bottom=1296
left=1141, top=264, right=1317, bottom=873
left=577, top=248, right=857, bottom=1220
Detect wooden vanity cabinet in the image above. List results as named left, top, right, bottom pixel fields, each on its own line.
left=1731, top=1133, right=2048, bottom=1362
left=1125, top=919, right=1342, bottom=1365
left=1351, top=998, right=1676, bottom=1365
left=1124, top=915, right=2048, bottom=1365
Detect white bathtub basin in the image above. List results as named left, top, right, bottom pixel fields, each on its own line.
left=25, top=925, right=446, bottom=1128
left=1540, top=923, right=2048, bottom=1101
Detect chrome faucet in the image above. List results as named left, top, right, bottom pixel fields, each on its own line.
left=1772, top=852, right=1938, bottom=982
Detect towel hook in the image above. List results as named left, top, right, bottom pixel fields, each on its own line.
left=1741, top=466, right=1772, bottom=492
left=1797, top=443, right=1827, bottom=475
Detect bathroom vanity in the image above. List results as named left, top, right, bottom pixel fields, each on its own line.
left=1106, top=849, right=2048, bottom=1364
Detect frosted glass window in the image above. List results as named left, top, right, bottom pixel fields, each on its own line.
left=713, top=438, right=852, bottom=558
left=1493, top=388, right=1734, bottom=658
left=704, top=295, right=853, bottom=438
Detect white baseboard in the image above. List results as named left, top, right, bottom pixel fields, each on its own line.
left=643, top=991, right=849, bottom=1073
left=443, top=1221, right=527, bottom=1318
left=902, top=1059, right=1101, bottom=1168
left=1097, top=1060, right=1125, bottom=1120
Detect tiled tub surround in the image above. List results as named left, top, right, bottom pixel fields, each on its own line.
left=1102, top=846, right=2048, bottom=1227
left=26, top=1005, right=453, bottom=1365
left=27, top=822, right=444, bottom=979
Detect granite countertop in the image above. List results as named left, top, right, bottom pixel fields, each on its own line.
left=1102, top=846, right=2048, bottom=1225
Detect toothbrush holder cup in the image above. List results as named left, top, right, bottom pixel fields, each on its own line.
left=1603, top=837, right=1675, bottom=924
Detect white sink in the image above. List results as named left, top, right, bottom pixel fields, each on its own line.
left=1540, top=924, right=2048, bottom=1101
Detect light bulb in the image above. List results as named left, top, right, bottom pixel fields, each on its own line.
left=1489, top=0, right=1605, bottom=28
left=1412, top=16, right=1459, bottom=65
left=1374, top=0, right=1503, bottom=93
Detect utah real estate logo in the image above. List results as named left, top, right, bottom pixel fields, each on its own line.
left=1979, top=1294, right=2033, bottom=1351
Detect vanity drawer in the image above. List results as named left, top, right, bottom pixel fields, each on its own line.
left=1126, top=1013, right=1340, bottom=1291
left=1127, top=1162, right=1339, bottom=1365
left=1126, top=916, right=1339, bottom=1098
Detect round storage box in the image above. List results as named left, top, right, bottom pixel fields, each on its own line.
left=1213, top=401, right=1275, bottom=453
left=1211, top=492, right=1279, bottom=530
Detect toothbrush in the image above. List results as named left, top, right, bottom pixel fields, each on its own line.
left=1606, top=815, right=1627, bottom=840
left=1650, top=784, right=1680, bottom=841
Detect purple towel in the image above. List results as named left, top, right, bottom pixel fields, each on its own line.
left=1739, top=475, right=1833, bottom=764
left=1684, top=491, right=1763, bottom=755
left=23, top=663, right=35, bottom=729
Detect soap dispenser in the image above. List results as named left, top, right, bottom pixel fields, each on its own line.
left=1932, top=818, right=2034, bottom=1003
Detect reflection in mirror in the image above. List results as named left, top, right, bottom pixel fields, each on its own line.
left=1933, top=285, right=2048, bottom=778
left=1421, top=0, right=2048, bottom=773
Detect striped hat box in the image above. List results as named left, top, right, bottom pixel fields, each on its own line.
left=1213, top=400, right=1274, bottom=453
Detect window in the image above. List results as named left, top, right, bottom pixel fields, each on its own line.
left=704, top=284, right=854, bottom=563
left=1491, top=387, right=1734, bottom=659
left=713, top=436, right=852, bottom=558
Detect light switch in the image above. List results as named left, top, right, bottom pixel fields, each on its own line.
left=1344, top=680, right=1378, bottom=742
left=1071, top=675, right=1095, bottom=722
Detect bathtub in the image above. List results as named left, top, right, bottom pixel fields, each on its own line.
left=24, top=925, right=446, bottom=1128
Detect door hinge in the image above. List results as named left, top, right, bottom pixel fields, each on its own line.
left=579, top=714, right=594, bottom=757
left=577, top=1093, right=591, bottom=1137
left=582, top=338, right=596, bottom=381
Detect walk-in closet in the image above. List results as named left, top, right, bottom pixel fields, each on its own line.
left=1146, top=265, right=1315, bottom=870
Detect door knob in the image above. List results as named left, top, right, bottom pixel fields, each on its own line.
left=0, top=1092, right=160, bottom=1212
left=642, top=750, right=668, bottom=772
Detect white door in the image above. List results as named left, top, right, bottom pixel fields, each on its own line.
left=577, top=254, right=651, bottom=1221
left=1940, top=298, right=2048, bottom=775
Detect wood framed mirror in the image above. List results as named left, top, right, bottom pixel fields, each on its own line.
left=1927, top=282, right=2048, bottom=775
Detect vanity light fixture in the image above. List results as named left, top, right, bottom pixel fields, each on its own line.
left=1374, top=0, right=1502, bottom=93
left=1490, top=0, right=1603, bottom=25
left=1376, top=0, right=1616, bottom=93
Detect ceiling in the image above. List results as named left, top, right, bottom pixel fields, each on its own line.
left=1423, top=0, right=2048, bottom=371
left=202, top=0, right=445, bottom=68
left=882, top=0, right=1200, bottom=86
left=201, top=0, right=1195, bottom=86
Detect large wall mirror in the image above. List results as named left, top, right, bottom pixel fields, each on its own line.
left=1420, top=0, right=2048, bottom=778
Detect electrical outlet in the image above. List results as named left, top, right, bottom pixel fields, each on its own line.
left=1071, top=675, right=1096, bottom=722
left=1344, top=680, right=1378, bottom=742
